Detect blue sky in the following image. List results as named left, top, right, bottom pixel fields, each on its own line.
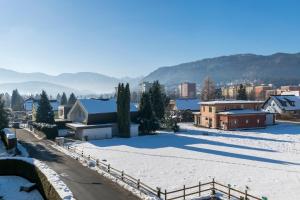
left=0, top=0, right=299, bottom=78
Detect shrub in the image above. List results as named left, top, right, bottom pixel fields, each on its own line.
left=32, top=122, right=58, bottom=139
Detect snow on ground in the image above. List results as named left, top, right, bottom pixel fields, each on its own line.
left=0, top=157, right=74, bottom=200
left=0, top=176, right=43, bottom=200
left=66, top=122, right=300, bottom=200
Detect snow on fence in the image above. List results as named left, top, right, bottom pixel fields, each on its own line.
left=61, top=143, right=264, bottom=200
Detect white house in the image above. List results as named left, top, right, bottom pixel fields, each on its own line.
left=262, top=95, right=300, bottom=119
left=66, top=98, right=139, bottom=140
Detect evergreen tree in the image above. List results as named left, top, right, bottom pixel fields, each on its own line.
left=11, top=89, right=24, bottom=111
left=68, top=93, right=77, bottom=106
left=214, top=88, right=224, bottom=100
left=0, top=98, right=9, bottom=130
left=149, top=81, right=165, bottom=120
left=56, top=93, right=62, bottom=102
left=60, top=92, right=68, bottom=105
left=117, top=83, right=131, bottom=137
left=36, top=90, right=55, bottom=124
left=237, top=84, right=248, bottom=100
left=138, top=93, right=159, bottom=134
left=201, top=77, right=216, bottom=101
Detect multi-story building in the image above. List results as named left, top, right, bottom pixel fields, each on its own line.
left=221, top=85, right=239, bottom=99
left=178, top=82, right=196, bottom=98
left=254, top=85, right=273, bottom=100
left=193, top=100, right=272, bottom=130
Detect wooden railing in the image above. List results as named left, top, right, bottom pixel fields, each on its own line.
left=61, top=144, right=264, bottom=200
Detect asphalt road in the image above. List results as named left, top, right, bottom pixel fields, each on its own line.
left=16, top=128, right=140, bottom=200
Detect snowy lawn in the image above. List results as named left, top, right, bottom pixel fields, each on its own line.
left=0, top=176, right=43, bottom=200
left=66, top=122, right=300, bottom=200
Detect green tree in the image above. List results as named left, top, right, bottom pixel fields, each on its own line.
left=138, top=92, right=159, bottom=134
left=117, top=83, right=131, bottom=137
left=237, top=84, right=248, bottom=100
left=36, top=90, right=55, bottom=124
left=0, top=97, right=9, bottom=130
left=149, top=81, right=165, bottom=120
left=60, top=92, right=68, bottom=105
left=11, top=89, right=24, bottom=111
left=68, top=93, right=77, bottom=106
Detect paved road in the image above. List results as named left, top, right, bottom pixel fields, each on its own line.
left=16, top=128, right=140, bottom=200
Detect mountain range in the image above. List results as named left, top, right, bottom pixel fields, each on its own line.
left=0, top=68, right=142, bottom=95
left=144, top=52, right=300, bottom=87
left=1, top=52, right=300, bottom=95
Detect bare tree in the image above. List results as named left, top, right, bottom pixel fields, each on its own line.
left=201, top=77, right=216, bottom=101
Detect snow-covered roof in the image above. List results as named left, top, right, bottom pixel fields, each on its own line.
left=218, top=109, right=267, bottom=115
left=272, top=95, right=300, bottom=111
left=175, top=99, right=200, bottom=111
left=78, top=98, right=138, bottom=114
left=201, top=100, right=264, bottom=105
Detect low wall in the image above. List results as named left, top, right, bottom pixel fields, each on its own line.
left=0, top=158, right=66, bottom=200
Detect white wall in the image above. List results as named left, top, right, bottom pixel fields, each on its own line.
left=81, top=127, right=112, bottom=140
left=130, top=124, right=139, bottom=137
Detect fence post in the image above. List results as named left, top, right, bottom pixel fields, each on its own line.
left=121, top=171, right=124, bottom=180
left=137, top=179, right=140, bottom=189
left=228, top=184, right=231, bottom=199
left=157, top=187, right=161, bottom=198
left=245, top=189, right=248, bottom=200
left=96, top=159, right=99, bottom=166
left=211, top=178, right=215, bottom=196
left=165, top=189, right=167, bottom=200
left=108, top=164, right=110, bottom=173
left=183, top=185, right=186, bottom=200
left=88, top=155, right=90, bottom=160
left=81, top=150, right=83, bottom=157
left=199, top=181, right=201, bottom=197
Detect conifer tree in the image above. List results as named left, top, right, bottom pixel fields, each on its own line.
left=60, top=92, right=68, bottom=105
left=124, top=83, right=131, bottom=137
left=138, top=93, right=159, bottom=134
left=11, top=89, right=24, bottom=111
left=68, top=93, right=77, bottom=106
left=117, top=83, right=131, bottom=137
left=0, top=98, right=8, bottom=130
left=237, top=84, right=248, bottom=100
left=36, top=90, right=55, bottom=124
left=149, top=81, right=165, bottom=120
left=56, top=93, right=62, bottom=102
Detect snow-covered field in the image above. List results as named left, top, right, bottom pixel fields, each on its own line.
left=66, top=122, right=300, bottom=200
left=0, top=176, right=43, bottom=200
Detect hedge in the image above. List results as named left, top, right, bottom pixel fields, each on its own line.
left=32, top=122, right=58, bottom=140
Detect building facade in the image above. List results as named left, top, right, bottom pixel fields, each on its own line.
left=194, top=100, right=267, bottom=130
left=178, top=82, right=196, bottom=98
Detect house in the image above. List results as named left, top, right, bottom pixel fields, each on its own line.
left=32, top=100, right=59, bottom=121
left=66, top=98, right=139, bottom=140
left=194, top=100, right=274, bottom=130
left=262, top=95, right=300, bottom=119
left=168, top=99, right=200, bottom=122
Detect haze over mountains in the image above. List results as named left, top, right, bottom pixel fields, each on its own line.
left=1, top=52, right=300, bottom=95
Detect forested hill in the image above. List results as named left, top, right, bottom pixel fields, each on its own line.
left=144, top=53, right=300, bottom=86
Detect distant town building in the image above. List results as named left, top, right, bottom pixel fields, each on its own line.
left=221, top=85, right=239, bottom=99
left=254, top=85, right=273, bottom=100
left=139, top=81, right=165, bottom=93
left=193, top=100, right=274, bottom=130
left=280, top=85, right=300, bottom=92
left=178, top=82, right=196, bottom=98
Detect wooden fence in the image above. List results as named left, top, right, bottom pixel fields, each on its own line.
left=61, top=144, right=264, bottom=200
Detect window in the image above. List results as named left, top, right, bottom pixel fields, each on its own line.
left=203, top=106, right=205, bottom=112
left=209, top=106, right=212, bottom=112
left=257, top=119, right=260, bottom=124
left=246, top=119, right=249, bottom=124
